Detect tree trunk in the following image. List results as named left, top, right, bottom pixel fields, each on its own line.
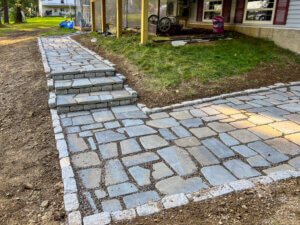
left=15, top=6, right=22, bottom=23
left=2, top=0, right=9, bottom=24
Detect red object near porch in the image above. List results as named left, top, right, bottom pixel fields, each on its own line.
left=212, top=16, right=224, bottom=33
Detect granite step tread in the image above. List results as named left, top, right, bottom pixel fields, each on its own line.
left=52, top=86, right=138, bottom=113
left=50, top=68, right=117, bottom=80
left=54, top=76, right=125, bottom=94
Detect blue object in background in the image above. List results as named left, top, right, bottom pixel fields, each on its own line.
left=59, top=20, right=74, bottom=29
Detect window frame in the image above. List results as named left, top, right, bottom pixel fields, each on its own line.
left=243, top=0, right=277, bottom=24
left=202, top=0, right=223, bottom=22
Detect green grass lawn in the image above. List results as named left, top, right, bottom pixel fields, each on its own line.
left=0, top=17, right=76, bottom=37
left=89, top=32, right=300, bottom=91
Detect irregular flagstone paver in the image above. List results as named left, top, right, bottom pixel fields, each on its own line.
left=285, top=133, right=300, bottom=145
left=99, top=143, right=118, bottom=159
left=248, top=141, right=289, bottom=164
left=171, top=126, right=191, bottom=138
left=174, top=137, right=200, bottom=147
left=247, top=155, right=270, bottom=167
left=265, top=138, right=300, bottom=156
left=158, top=128, right=177, bottom=140
left=72, top=152, right=101, bottom=168
left=93, top=110, right=115, bottom=122
left=72, top=115, right=94, bottom=126
left=155, top=176, right=208, bottom=195
left=202, top=138, right=235, bottom=159
left=146, top=117, right=179, bottom=128
left=158, top=146, right=197, bottom=176
left=201, top=165, right=237, bottom=186
left=105, top=159, right=129, bottom=186
left=107, top=182, right=138, bottom=197
left=129, top=166, right=151, bottom=186
left=207, top=122, right=236, bottom=132
left=120, top=138, right=142, bottom=155
left=95, top=130, right=126, bottom=144
left=123, top=191, right=160, bottom=209
left=224, top=159, right=261, bottom=179
left=263, top=164, right=295, bottom=174
left=180, top=118, right=203, bottom=128
left=187, top=146, right=220, bottom=166
left=140, top=135, right=169, bottom=150
left=248, top=125, right=282, bottom=140
left=231, top=145, right=257, bottom=157
left=270, top=121, right=300, bottom=134
left=79, top=168, right=102, bottom=189
left=170, top=111, right=193, bottom=120
left=67, top=134, right=88, bottom=153
left=288, top=156, right=300, bottom=169
left=124, top=125, right=157, bottom=137
left=152, top=162, right=174, bottom=180
left=122, top=152, right=160, bottom=167
left=218, top=133, right=239, bottom=146
left=102, top=199, right=122, bottom=212
left=229, top=129, right=260, bottom=143
left=190, top=127, right=217, bottom=139
left=42, top=37, right=300, bottom=221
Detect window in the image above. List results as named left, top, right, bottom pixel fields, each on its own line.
left=244, top=0, right=276, bottom=22
left=203, top=0, right=223, bottom=21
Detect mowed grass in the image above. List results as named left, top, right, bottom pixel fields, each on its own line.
left=0, top=17, right=76, bottom=36
left=90, top=32, right=300, bottom=90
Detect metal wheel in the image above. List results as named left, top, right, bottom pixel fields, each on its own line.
left=158, top=17, right=172, bottom=33
left=148, top=14, right=159, bottom=24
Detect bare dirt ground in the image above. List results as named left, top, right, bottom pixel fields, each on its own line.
left=116, top=179, right=300, bottom=225
left=73, top=35, right=300, bottom=108
left=0, top=33, right=65, bottom=225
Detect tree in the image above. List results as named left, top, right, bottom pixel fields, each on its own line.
left=2, top=0, right=9, bottom=23
left=15, top=0, right=22, bottom=23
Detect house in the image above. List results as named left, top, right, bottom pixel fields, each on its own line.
left=39, top=0, right=76, bottom=17
left=90, top=0, right=300, bottom=53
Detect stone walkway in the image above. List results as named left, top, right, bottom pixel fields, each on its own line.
left=39, top=36, right=300, bottom=225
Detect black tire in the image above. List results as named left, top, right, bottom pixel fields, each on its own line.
left=148, top=14, right=159, bottom=24
left=158, top=17, right=172, bottom=33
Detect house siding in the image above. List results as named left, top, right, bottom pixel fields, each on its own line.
left=286, top=0, right=300, bottom=28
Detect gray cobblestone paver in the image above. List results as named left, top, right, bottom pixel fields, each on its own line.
left=43, top=37, right=300, bottom=220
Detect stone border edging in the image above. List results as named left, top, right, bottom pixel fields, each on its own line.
left=49, top=109, right=82, bottom=225
left=137, top=81, right=300, bottom=114
left=80, top=170, right=300, bottom=225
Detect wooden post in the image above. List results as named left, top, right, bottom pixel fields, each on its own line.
left=91, top=0, right=96, bottom=32
left=101, top=0, right=106, bottom=33
left=141, top=0, right=149, bottom=44
left=116, top=0, right=122, bottom=38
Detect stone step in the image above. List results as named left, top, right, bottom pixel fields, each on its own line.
left=50, top=68, right=116, bottom=80
left=53, top=75, right=125, bottom=94
left=50, top=86, right=138, bottom=114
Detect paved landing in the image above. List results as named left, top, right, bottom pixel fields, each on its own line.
left=59, top=86, right=300, bottom=216
left=41, top=37, right=113, bottom=74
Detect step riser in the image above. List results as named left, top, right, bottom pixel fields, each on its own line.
left=57, top=98, right=137, bottom=114
left=51, top=71, right=116, bottom=80
left=56, top=84, right=124, bottom=95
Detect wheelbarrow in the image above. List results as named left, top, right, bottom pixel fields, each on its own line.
left=148, top=14, right=183, bottom=35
